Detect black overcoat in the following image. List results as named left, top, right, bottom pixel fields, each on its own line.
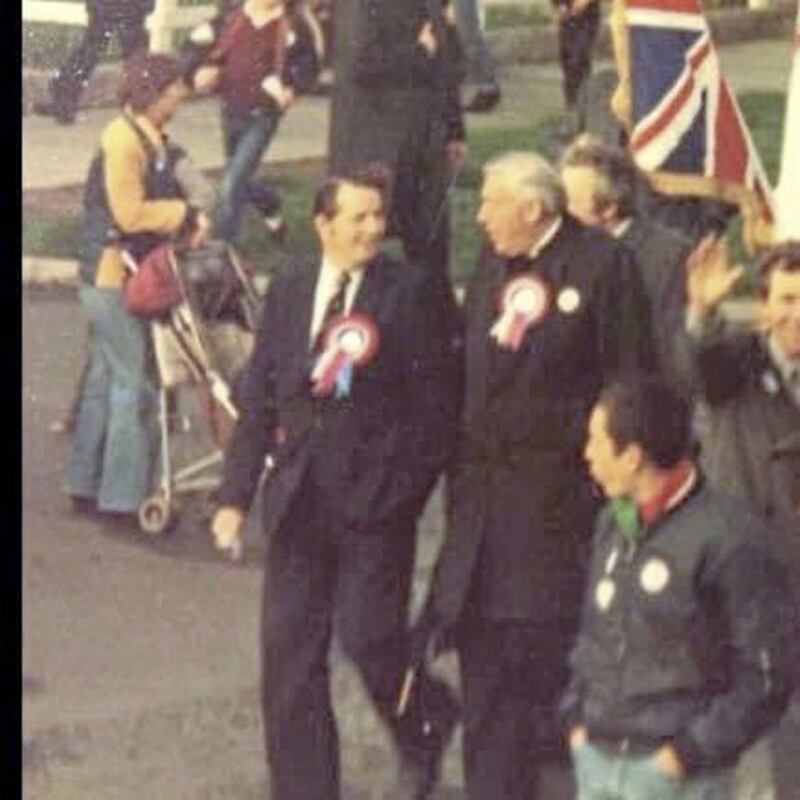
left=431, top=217, right=655, bottom=628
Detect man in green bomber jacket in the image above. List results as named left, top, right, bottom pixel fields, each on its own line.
left=562, top=374, right=797, bottom=800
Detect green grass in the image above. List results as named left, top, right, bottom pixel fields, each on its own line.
left=22, top=91, right=786, bottom=288
left=485, top=4, right=552, bottom=30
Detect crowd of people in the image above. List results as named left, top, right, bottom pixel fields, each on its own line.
left=36, top=0, right=800, bottom=799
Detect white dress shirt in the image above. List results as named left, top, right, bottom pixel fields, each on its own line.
left=309, top=260, right=366, bottom=347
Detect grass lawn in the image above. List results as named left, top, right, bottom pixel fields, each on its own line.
left=22, top=90, right=785, bottom=287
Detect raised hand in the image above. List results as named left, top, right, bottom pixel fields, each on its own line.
left=686, top=233, right=744, bottom=319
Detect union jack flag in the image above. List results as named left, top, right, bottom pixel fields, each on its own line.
left=611, top=0, right=775, bottom=246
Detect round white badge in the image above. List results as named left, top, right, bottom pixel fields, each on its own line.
left=510, top=284, right=547, bottom=318
left=339, top=328, right=367, bottom=357
left=557, top=287, right=581, bottom=314
left=595, top=577, right=616, bottom=612
left=639, top=558, right=671, bottom=594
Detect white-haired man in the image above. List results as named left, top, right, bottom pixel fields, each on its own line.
left=422, top=152, right=655, bottom=799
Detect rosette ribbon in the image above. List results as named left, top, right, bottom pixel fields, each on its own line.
left=489, top=274, right=551, bottom=351
left=311, top=313, right=380, bottom=398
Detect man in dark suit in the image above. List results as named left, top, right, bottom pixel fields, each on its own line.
left=422, top=152, right=654, bottom=800
left=211, top=165, right=461, bottom=800
left=328, top=0, right=465, bottom=281
left=560, top=134, right=695, bottom=393
left=34, top=0, right=155, bottom=125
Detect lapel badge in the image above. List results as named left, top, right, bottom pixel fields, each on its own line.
left=556, top=286, right=582, bottom=315
left=639, top=557, right=671, bottom=594
left=311, top=313, right=380, bottom=398
left=595, top=577, right=616, bottom=612
left=490, top=273, right=551, bottom=351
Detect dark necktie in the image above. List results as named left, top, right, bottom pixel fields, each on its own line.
left=314, top=272, right=351, bottom=352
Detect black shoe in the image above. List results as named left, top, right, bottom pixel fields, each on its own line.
left=390, top=683, right=460, bottom=800
left=463, top=85, right=501, bottom=113
left=32, top=100, right=76, bottom=125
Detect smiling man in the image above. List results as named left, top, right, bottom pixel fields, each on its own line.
left=562, top=374, right=796, bottom=800
left=211, top=164, right=461, bottom=800
left=684, top=238, right=800, bottom=800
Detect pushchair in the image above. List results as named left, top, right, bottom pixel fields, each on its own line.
left=122, top=241, right=260, bottom=535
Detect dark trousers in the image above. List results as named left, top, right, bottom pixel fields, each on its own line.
left=459, top=618, right=577, bottom=800
left=260, top=479, right=453, bottom=800
left=50, top=1, right=151, bottom=117
left=558, top=3, right=600, bottom=109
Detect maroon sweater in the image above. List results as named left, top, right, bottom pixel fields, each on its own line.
left=213, top=9, right=288, bottom=114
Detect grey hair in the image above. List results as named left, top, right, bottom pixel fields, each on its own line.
left=483, top=151, right=566, bottom=215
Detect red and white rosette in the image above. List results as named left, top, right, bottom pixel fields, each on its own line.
left=311, top=313, right=380, bottom=397
left=490, top=273, right=551, bottom=351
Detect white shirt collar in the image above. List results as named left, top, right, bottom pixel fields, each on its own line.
left=527, top=216, right=563, bottom=260
left=243, top=2, right=284, bottom=28
left=768, top=335, right=800, bottom=386
left=611, top=217, right=634, bottom=239
left=309, top=260, right=366, bottom=346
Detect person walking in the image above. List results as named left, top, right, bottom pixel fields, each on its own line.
left=211, top=165, right=462, bottom=800
left=67, top=52, right=211, bottom=523
left=34, top=0, right=155, bottom=125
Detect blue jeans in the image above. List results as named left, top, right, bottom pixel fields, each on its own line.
left=453, top=0, right=496, bottom=88
left=67, top=286, right=158, bottom=513
left=213, top=105, right=282, bottom=241
left=573, top=741, right=732, bottom=800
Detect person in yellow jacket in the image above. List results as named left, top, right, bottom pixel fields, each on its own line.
left=67, top=51, right=211, bottom=526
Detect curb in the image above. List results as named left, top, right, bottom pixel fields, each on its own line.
left=22, top=4, right=795, bottom=114
left=23, top=257, right=79, bottom=287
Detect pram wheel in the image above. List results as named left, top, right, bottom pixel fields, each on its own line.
left=138, top=494, right=176, bottom=536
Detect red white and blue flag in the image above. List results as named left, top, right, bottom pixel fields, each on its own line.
left=611, top=0, right=775, bottom=248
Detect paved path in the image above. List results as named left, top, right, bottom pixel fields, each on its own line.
left=22, top=39, right=792, bottom=192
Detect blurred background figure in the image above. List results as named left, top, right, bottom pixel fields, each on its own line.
left=454, top=0, right=501, bottom=113
left=66, top=52, right=211, bottom=525
left=34, top=0, right=155, bottom=125
left=186, top=0, right=302, bottom=244
left=552, top=0, right=600, bottom=131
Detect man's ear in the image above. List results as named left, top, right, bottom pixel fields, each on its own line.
left=599, top=202, right=619, bottom=229
left=623, top=442, right=645, bottom=474
left=522, top=197, right=543, bottom=228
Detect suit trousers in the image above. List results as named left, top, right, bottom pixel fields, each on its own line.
left=459, top=617, right=578, bottom=800
left=260, top=476, right=451, bottom=800
left=557, top=3, right=600, bottom=109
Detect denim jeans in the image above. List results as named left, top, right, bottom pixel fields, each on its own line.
left=453, top=0, right=496, bottom=88
left=66, top=286, right=158, bottom=513
left=573, top=741, right=732, bottom=800
left=213, top=105, right=282, bottom=241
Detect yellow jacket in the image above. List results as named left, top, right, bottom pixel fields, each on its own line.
left=93, top=113, right=190, bottom=288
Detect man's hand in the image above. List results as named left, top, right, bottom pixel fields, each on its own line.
left=568, top=725, right=588, bottom=751
left=211, top=505, right=246, bottom=560
left=686, top=233, right=744, bottom=320
left=188, top=211, right=212, bottom=249
left=417, top=21, right=438, bottom=56
left=193, top=64, right=221, bottom=94
left=653, top=744, right=685, bottom=780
